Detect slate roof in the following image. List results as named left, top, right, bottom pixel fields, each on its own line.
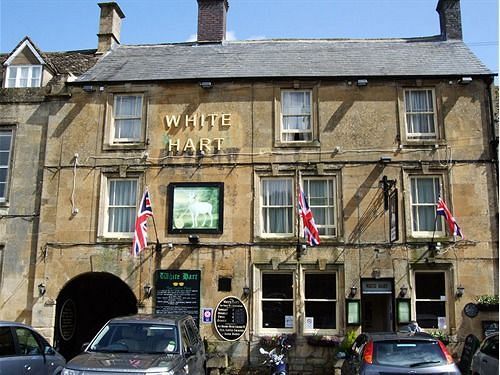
left=75, top=37, right=493, bottom=84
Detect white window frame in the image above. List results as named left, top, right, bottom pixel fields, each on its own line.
left=280, top=90, right=313, bottom=143
left=260, top=177, right=294, bottom=238
left=99, top=176, right=139, bottom=239
left=5, top=65, right=42, bottom=88
left=302, top=177, right=337, bottom=238
left=409, top=175, right=445, bottom=238
left=403, top=88, right=438, bottom=140
left=0, top=129, right=14, bottom=203
left=413, top=270, right=448, bottom=330
left=254, top=265, right=340, bottom=337
left=110, top=94, right=145, bottom=144
left=302, top=271, right=338, bottom=335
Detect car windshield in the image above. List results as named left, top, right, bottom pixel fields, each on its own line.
left=374, top=340, right=446, bottom=368
left=88, top=323, right=179, bottom=354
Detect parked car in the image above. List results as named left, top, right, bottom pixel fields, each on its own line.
left=0, top=320, right=66, bottom=374
left=471, top=332, right=498, bottom=375
left=62, top=314, right=206, bottom=375
left=341, top=331, right=461, bottom=374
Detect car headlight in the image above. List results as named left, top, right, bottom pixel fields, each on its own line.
left=62, top=369, right=83, bottom=375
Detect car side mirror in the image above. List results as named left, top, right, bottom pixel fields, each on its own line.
left=44, top=346, right=56, bottom=356
left=81, top=342, right=90, bottom=352
left=184, top=347, right=194, bottom=358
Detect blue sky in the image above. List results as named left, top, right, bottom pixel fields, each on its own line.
left=0, top=0, right=498, bottom=75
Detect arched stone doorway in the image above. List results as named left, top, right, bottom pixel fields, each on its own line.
left=54, top=272, right=137, bottom=360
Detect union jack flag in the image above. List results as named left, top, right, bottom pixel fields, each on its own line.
left=298, top=185, right=320, bottom=246
left=436, top=197, right=464, bottom=239
left=132, top=189, right=154, bottom=257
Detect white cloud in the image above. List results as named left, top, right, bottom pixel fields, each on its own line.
left=226, top=30, right=237, bottom=41
left=247, top=35, right=267, bottom=40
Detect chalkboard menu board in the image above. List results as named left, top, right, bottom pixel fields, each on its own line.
left=458, top=334, right=480, bottom=373
left=155, top=270, right=201, bottom=327
left=214, top=296, right=248, bottom=341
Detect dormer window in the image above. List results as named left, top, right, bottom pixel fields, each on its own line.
left=6, top=65, right=42, bottom=88
left=3, top=38, right=46, bottom=89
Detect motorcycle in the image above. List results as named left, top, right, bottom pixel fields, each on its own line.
left=259, top=335, right=292, bottom=375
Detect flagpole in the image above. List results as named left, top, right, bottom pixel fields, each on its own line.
left=296, top=168, right=301, bottom=247
left=147, top=187, right=162, bottom=252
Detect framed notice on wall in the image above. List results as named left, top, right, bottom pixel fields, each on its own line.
left=168, top=182, right=224, bottom=234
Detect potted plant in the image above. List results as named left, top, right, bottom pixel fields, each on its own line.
left=476, top=295, right=499, bottom=311
left=429, top=330, right=450, bottom=345
left=306, top=334, right=341, bottom=347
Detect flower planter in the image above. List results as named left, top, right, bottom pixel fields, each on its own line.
left=477, top=303, right=499, bottom=312
left=306, top=336, right=340, bottom=347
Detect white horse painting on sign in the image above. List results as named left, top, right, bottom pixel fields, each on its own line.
left=173, top=187, right=217, bottom=229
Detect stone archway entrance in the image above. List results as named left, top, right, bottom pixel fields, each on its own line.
left=54, top=272, right=138, bottom=360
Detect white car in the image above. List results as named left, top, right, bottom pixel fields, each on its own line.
left=471, top=332, right=498, bottom=375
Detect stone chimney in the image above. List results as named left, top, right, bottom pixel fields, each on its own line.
left=436, top=0, right=462, bottom=40
left=197, top=0, right=229, bottom=42
left=97, top=2, right=125, bottom=54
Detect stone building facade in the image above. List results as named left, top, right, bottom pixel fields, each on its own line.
left=1, top=0, right=498, bottom=372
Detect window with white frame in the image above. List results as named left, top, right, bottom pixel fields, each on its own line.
left=258, top=268, right=338, bottom=335
left=261, top=272, right=294, bottom=329
left=103, top=178, right=138, bottom=237
left=111, top=94, right=144, bottom=144
left=6, top=65, right=42, bottom=88
left=261, top=177, right=294, bottom=236
left=0, top=130, right=13, bottom=202
left=303, top=177, right=337, bottom=237
left=410, top=175, right=444, bottom=236
left=304, top=272, right=337, bottom=330
left=281, top=90, right=312, bottom=142
left=404, top=89, right=437, bottom=139
left=414, top=271, right=447, bottom=329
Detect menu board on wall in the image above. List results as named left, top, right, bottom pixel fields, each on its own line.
left=154, top=270, right=201, bottom=327
left=214, top=296, right=248, bottom=341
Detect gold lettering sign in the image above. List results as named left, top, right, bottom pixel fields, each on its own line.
left=164, top=112, right=232, bottom=154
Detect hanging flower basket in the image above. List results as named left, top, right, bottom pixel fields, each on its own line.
left=306, top=335, right=341, bottom=347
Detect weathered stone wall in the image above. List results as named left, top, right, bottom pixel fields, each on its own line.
left=26, top=78, right=499, bottom=364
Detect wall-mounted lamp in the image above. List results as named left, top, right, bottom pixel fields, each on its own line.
left=459, top=76, right=472, bottom=85
left=356, top=79, right=368, bottom=86
left=38, top=283, right=46, bottom=297
left=349, top=286, right=358, bottom=298
left=188, top=234, right=200, bottom=244
left=199, top=81, right=213, bottom=89
left=456, top=285, right=465, bottom=298
left=399, top=286, right=408, bottom=298
left=143, top=283, right=152, bottom=299
left=243, top=286, right=250, bottom=297
left=296, top=243, right=307, bottom=260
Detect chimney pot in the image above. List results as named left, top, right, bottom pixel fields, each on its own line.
left=97, top=2, right=125, bottom=54
left=436, top=0, right=463, bottom=40
left=197, top=0, right=229, bottom=43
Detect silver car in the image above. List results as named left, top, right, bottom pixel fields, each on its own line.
left=62, top=314, right=206, bottom=375
left=341, top=331, right=461, bottom=374
left=471, top=332, right=499, bottom=375
left=0, top=321, right=66, bottom=374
